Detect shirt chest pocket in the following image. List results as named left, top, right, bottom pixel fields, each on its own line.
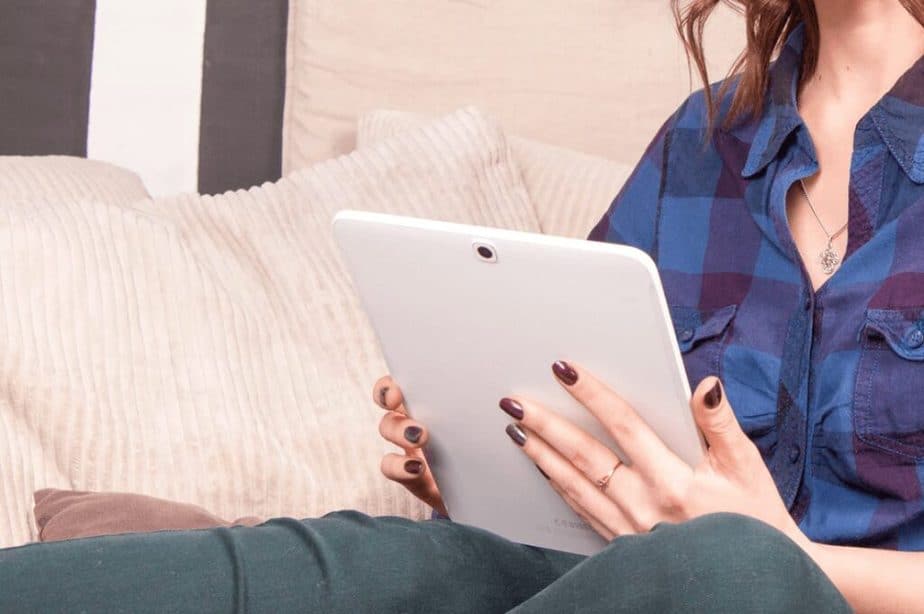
left=855, top=308, right=924, bottom=460
left=669, top=304, right=737, bottom=390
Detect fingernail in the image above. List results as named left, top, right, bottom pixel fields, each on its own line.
left=552, top=361, right=578, bottom=385
left=506, top=423, right=527, bottom=446
left=378, top=386, right=390, bottom=408
left=404, top=426, right=422, bottom=444
left=535, top=464, right=550, bottom=480
left=704, top=380, right=723, bottom=409
left=404, top=459, right=423, bottom=475
left=499, top=397, right=524, bottom=420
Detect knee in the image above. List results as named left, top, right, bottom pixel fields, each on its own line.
left=642, top=513, right=849, bottom=612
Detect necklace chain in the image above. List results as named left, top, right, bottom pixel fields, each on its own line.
left=798, top=179, right=848, bottom=241
left=798, top=179, right=849, bottom=276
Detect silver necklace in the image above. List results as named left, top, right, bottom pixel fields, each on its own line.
left=798, top=179, right=849, bottom=275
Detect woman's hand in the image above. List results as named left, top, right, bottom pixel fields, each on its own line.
left=372, top=375, right=448, bottom=516
left=502, top=360, right=809, bottom=550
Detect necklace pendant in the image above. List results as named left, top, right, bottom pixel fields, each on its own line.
left=820, top=242, right=840, bottom=275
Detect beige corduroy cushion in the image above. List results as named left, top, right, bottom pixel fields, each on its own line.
left=0, top=156, right=149, bottom=209
left=359, top=110, right=633, bottom=239
left=0, top=108, right=540, bottom=547
left=283, top=0, right=743, bottom=173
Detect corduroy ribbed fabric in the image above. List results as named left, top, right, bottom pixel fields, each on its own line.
left=0, top=108, right=541, bottom=547
left=358, top=109, right=633, bottom=239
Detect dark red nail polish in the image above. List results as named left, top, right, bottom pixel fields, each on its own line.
left=404, top=426, right=422, bottom=444
left=499, top=398, right=524, bottom=420
left=535, top=464, right=550, bottom=480
left=404, top=459, right=423, bottom=475
left=704, top=380, right=723, bottom=409
left=378, top=386, right=390, bottom=408
left=506, top=423, right=527, bottom=446
left=552, top=361, right=578, bottom=386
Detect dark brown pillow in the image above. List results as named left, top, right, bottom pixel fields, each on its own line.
left=34, top=489, right=262, bottom=542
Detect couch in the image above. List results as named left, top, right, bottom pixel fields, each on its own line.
left=0, top=1, right=743, bottom=548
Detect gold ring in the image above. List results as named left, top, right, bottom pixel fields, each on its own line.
left=596, top=461, right=620, bottom=493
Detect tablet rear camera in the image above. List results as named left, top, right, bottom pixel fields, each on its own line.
left=473, top=242, right=497, bottom=263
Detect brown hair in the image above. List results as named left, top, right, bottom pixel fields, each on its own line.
left=672, top=0, right=924, bottom=132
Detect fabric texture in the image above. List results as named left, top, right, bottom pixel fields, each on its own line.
left=198, top=0, right=288, bottom=195
left=0, top=512, right=850, bottom=613
left=33, top=489, right=262, bottom=542
left=0, top=156, right=149, bottom=207
left=282, top=0, right=744, bottom=173
left=0, top=0, right=97, bottom=157
left=588, top=23, right=924, bottom=549
left=358, top=110, right=633, bottom=239
left=0, top=107, right=540, bottom=548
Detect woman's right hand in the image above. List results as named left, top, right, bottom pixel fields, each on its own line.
left=372, top=375, right=448, bottom=517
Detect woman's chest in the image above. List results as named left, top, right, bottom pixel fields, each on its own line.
left=656, top=177, right=924, bottom=544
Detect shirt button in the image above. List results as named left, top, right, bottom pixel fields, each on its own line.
left=905, top=328, right=924, bottom=349
left=803, top=296, right=812, bottom=311
left=789, top=445, right=801, bottom=464
left=679, top=328, right=695, bottom=343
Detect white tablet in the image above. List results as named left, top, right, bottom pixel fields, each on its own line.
left=332, top=210, right=705, bottom=555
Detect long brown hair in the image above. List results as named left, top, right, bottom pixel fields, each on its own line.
left=672, top=0, right=924, bottom=132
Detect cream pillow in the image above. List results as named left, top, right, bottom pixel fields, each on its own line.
left=284, top=0, right=743, bottom=172
left=359, top=110, right=633, bottom=239
left=0, top=108, right=538, bottom=547
left=0, top=156, right=149, bottom=209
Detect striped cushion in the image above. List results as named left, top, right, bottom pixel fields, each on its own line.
left=0, top=0, right=288, bottom=197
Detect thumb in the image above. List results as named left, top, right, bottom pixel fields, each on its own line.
left=691, top=377, right=749, bottom=466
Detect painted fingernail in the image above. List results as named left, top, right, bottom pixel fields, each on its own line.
left=404, top=459, right=423, bottom=475
left=552, top=361, right=578, bottom=386
left=704, top=380, right=723, bottom=409
left=404, top=426, right=422, bottom=444
left=506, top=423, right=527, bottom=446
left=499, top=397, right=524, bottom=420
left=535, top=464, right=550, bottom=480
left=378, top=386, right=390, bottom=408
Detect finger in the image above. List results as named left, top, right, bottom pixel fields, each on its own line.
left=549, top=480, right=617, bottom=541
left=508, top=423, right=635, bottom=536
left=691, top=377, right=753, bottom=469
left=500, top=395, right=622, bottom=487
left=379, top=411, right=429, bottom=449
left=380, top=453, right=445, bottom=512
left=550, top=360, right=683, bottom=477
left=372, top=375, right=407, bottom=413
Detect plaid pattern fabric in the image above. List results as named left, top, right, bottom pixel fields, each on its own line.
left=589, top=23, right=924, bottom=550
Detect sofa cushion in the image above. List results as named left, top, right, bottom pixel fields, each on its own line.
left=0, top=156, right=149, bottom=209
left=358, top=110, right=633, bottom=239
left=283, top=0, right=743, bottom=172
left=33, top=489, right=262, bottom=542
left=0, top=107, right=539, bottom=547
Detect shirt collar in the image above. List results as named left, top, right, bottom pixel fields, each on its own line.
left=739, top=22, right=924, bottom=184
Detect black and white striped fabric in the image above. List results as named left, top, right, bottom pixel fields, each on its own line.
left=0, top=0, right=288, bottom=196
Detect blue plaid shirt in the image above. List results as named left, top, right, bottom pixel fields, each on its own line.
left=588, top=23, right=924, bottom=550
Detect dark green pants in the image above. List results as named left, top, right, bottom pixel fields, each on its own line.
left=0, top=511, right=850, bottom=613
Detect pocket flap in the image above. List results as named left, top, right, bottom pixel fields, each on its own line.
left=861, top=308, right=924, bottom=361
left=669, top=304, right=737, bottom=353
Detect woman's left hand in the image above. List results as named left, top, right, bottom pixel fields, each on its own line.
left=501, top=360, right=811, bottom=550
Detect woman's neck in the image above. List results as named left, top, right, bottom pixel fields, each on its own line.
left=810, top=1, right=924, bottom=105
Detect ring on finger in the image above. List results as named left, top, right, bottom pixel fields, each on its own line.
left=596, top=459, right=622, bottom=493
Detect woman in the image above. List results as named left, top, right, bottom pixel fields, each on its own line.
left=2, top=1, right=922, bottom=612
left=371, top=0, right=924, bottom=611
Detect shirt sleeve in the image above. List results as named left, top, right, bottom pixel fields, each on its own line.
left=585, top=110, right=679, bottom=254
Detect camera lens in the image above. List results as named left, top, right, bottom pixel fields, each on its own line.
left=477, top=246, right=494, bottom=259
